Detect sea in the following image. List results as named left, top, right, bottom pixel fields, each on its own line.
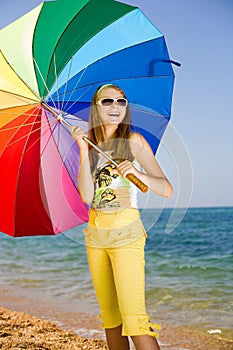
left=0, top=207, right=232, bottom=342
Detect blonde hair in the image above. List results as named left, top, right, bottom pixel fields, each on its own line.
left=88, top=84, right=134, bottom=174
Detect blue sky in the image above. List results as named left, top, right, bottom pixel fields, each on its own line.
left=1, top=0, right=233, bottom=209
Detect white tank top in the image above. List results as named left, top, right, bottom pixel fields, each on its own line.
left=91, top=152, right=140, bottom=211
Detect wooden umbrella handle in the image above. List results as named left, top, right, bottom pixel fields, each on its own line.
left=126, top=173, right=149, bottom=193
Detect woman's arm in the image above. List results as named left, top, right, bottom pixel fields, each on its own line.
left=71, top=126, right=94, bottom=204
left=117, top=133, right=173, bottom=198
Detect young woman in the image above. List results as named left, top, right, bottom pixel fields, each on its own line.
left=71, top=84, right=173, bottom=350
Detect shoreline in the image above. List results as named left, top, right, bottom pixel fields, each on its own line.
left=1, top=288, right=233, bottom=350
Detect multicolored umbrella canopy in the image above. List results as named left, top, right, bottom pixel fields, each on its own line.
left=0, top=0, right=178, bottom=237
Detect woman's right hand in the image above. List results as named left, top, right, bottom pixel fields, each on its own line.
left=71, top=126, right=88, bottom=149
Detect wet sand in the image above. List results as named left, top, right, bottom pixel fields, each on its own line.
left=1, top=288, right=232, bottom=350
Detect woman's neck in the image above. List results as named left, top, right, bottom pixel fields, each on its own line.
left=102, top=125, right=118, bottom=140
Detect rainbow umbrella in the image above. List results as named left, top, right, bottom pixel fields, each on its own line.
left=0, top=0, right=179, bottom=237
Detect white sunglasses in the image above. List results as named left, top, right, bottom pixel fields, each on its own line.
left=96, top=97, right=128, bottom=107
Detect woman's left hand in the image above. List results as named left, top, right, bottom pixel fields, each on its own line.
left=117, top=160, right=137, bottom=178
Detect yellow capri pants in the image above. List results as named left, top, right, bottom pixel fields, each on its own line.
left=85, top=209, right=160, bottom=338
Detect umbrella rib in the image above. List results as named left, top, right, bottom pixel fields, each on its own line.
left=0, top=110, right=41, bottom=116
left=51, top=53, right=84, bottom=119
left=33, top=58, right=57, bottom=110
left=5, top=117, right=57, bottom=150
left=26, top=119, right=58, bottom=157
left=42, top=109, right=82, bottom=191
left=57, top=75, right=166, bottom=108
left=40, top=110, right=69, bottom=165
left=60, top=56, right=73, bottom=112
left=0, top=120, right=43, bottom=133
left=65, top=84, right=93, bottom=115
left=62, top=66, right=88, bottom=112
left=41, top=105, right=80, bottom=178
left=0, top=89, right=40, bottom=105
left=0, top=51, right=41, bottom=103
left=59, top=114, right=85, bottom=124
left=40, top=116, right=60, bottom=157
left=0, top=105, right=41, bottom=154
left=53, top=53, right=61, bottom=112
left=61, top=74, right=173, bottom=97
left=129, top=106, right=169, bottom=119
left=2, top=103, right=57, bottom=151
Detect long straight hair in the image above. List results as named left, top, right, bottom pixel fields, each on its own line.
left=88, top=84, right=134, bottom=174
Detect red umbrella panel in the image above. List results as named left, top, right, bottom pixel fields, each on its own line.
left=0, top=102, right=89, bottom=237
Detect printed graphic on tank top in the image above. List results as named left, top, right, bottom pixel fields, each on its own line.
left=91, top=152, right=140, bottom=211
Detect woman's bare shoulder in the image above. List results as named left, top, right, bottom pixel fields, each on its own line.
left=128, top=132, right=148, bottom=158
left=129, top=132, right=145, bottom=144
left=129, top=132, right=151, bottom=150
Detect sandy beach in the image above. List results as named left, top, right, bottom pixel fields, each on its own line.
left=1, top=288, right=232, bottom=350
left=0, top=306, right=107, bottom=350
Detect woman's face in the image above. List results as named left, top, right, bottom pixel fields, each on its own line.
left=96, top=87, right=127, bottom=126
